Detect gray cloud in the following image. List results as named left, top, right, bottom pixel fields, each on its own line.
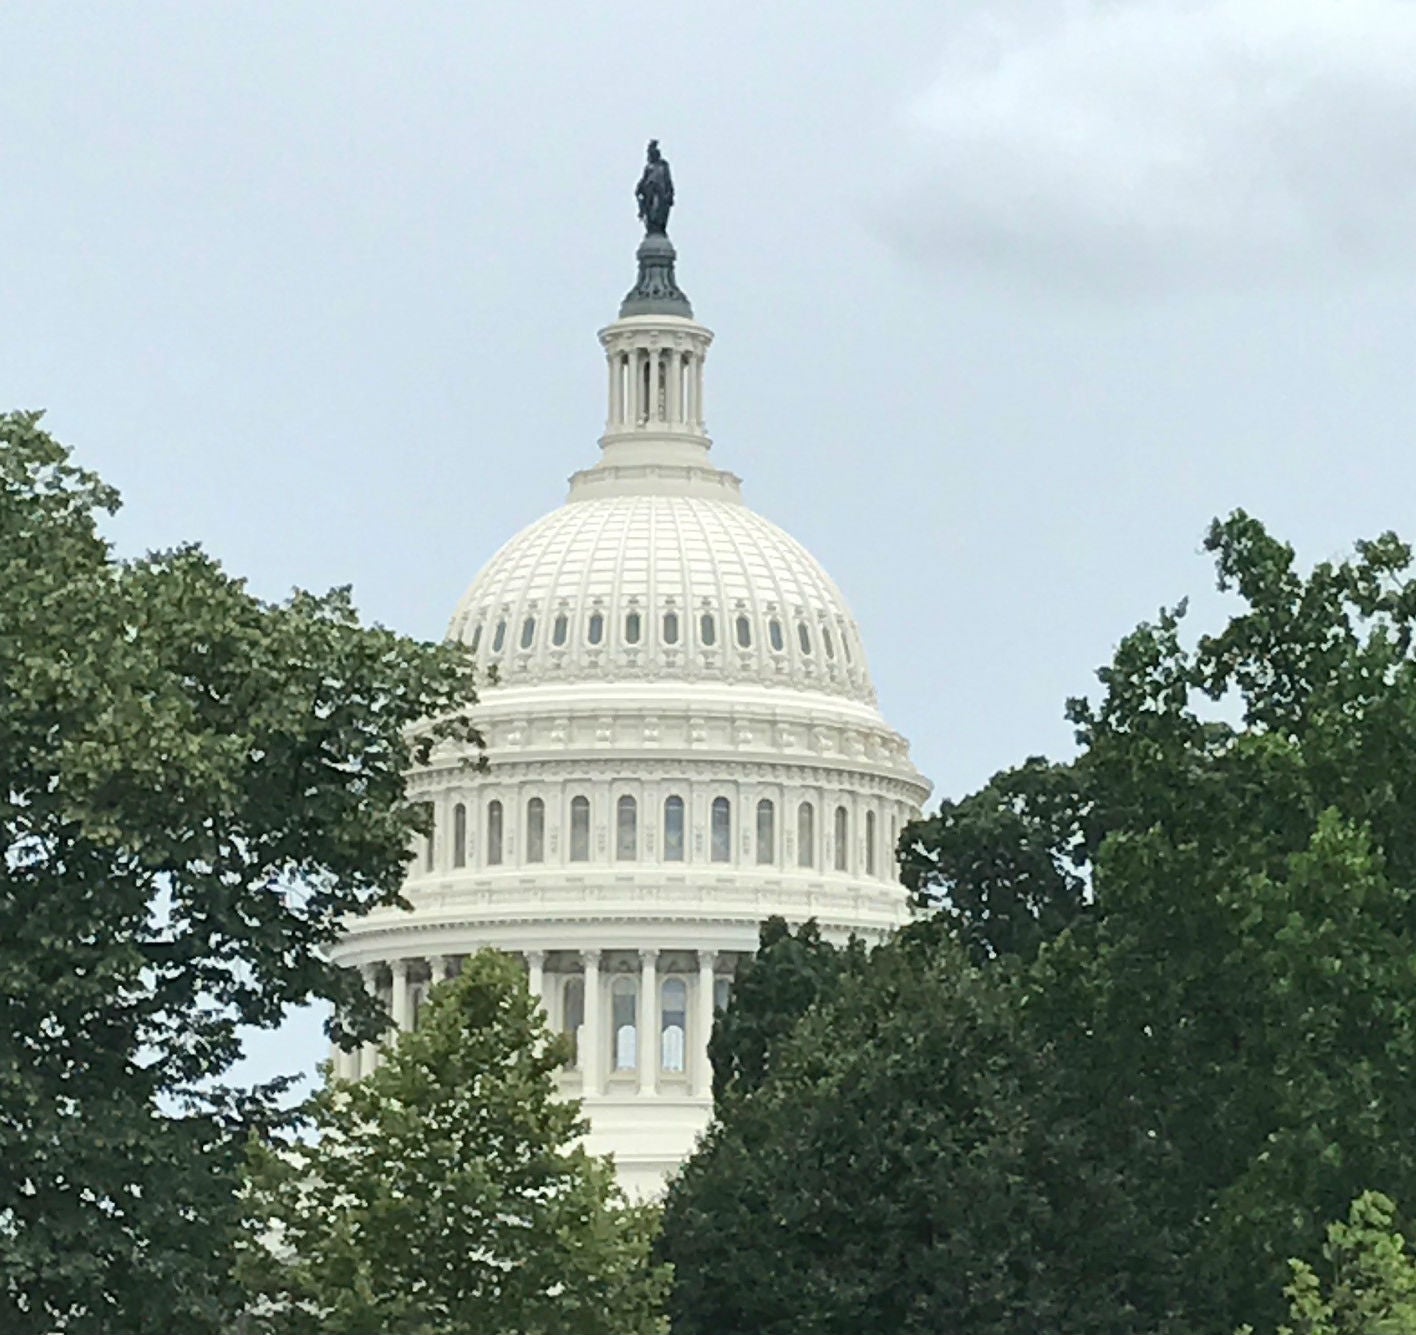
left=888, top=1, right=1416, bottom=290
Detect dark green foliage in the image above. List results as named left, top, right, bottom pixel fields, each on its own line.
left=240, top=951, right=670, bottom=1335
left=897, top=755, right=1090, bottom=964
left=666, top=511, right=1416, bottom=1335
left=663, top=935, right=1165, bottom=1335
left=0, top=413, right=480, bottom=1333
left=707, top=917, right=863, bottom=1101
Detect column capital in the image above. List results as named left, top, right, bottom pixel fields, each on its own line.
left=698, top=949, right=717, bottom=971
left=390, top=956, right=413, bottom=979
left=638, top=947, right=659, bottom=965
left=525, top=949, right=546, bottom=966
left=582, top=948, right=602, bottom=967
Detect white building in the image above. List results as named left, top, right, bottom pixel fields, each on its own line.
left=329, top=196, right=929, bottom=1196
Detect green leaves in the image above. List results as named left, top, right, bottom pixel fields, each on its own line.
left=0, top=415, right=480, bottom=1331
left=240, top=951, right=670, bottom=1335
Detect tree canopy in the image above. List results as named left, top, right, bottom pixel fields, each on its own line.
left=662, top=512, right=1416, bottom=1335
left=0, top=412, right=479, bottom=1333
left=240, top=949, right=670, bottom=1335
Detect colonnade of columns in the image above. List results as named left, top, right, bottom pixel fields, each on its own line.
left=337, top=946, right=726, bottom=1101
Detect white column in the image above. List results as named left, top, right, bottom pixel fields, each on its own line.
left=359, top=964, right=380, bottom=1077
left=431, top=955, right=451, bottom=986
left=667, top=348, right=682, bottom=424
left=582, top=950, right=602, bottom=1096
left=526, top=950, right=545, bottom=1014
left=695, top=950, right=717, bottom=1098
left=391, top=958, right=413, bottom=1034
left=607, top=351, right=618, bottom=429
left=639, top=949, right=658, bottom=1096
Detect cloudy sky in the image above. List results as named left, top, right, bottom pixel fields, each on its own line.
left=5, top=1, right=1414, bottom=1088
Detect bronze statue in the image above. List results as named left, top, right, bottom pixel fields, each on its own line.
left=635, top=139, right=674, bottom=235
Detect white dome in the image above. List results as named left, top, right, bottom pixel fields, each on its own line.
left=448, top=491, right=876, bottom=705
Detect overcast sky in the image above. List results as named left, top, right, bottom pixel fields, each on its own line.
left=6, top=1, right=1415, bottom=1091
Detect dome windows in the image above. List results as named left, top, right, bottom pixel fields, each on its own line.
left=587, top=612, right=605, bottom=645
left=453, top=803, right=467, bottom=869
left=469, top=622, right=483, bottom=653
left=660, top=978, right=687, bottom=1073
left=492, top=619, right=507, bottom=653
left=616, top=795, right=638, bottom=861
left=822, top=624, right=835, bottom=659
left=625, top=610, right=642, bottom=645
left=797, top=801, right=814, bottom=868
left=768, top=618, right=785, bottom=653
left=520, top=617, right=536, bottom=650
left=487, top=800, right=504, bottom=866
left=613, top=976, right=639, bottom=1069
left=735, top=615, right=752, bottom=649
left=552, top=612, right=568, bottom=647
left=866, top=810, right=878, bottom=878
left=664, top=796, right=685, bottom=862
left=711, top=797, right=732, bottom=862
left=663, top=610, right=680, bottom=645
left=526, top=797, right=545, bottom=863
left=797, top=621, right=812, bottom=655
left=569, top=796, right=590, bottom=862
left=834, top=805, right=849, bottom=872
left=756, top=799, right=775, bottom=865
left=699, top=613, right=716, bottom=647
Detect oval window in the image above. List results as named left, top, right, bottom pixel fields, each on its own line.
left=768, top=619, right=784, bottom=653
left=700, top=613, right=716, bottom=647
left=492, top=619, right=507, bottom=652
left=840, top=625, right=853, bottom=663
left=520, top=617, right=536, bottom=650
left=625, top=611, right=642, bottom=645
left=469, top=622, right=483, bottom=653
left=552, top=613, right=568, bottom=646
left=735, top=615, right=751, bottom=648
left=822, top=625, right=834, bottom=659
left=663, top=610, right=679, bottom=645
left=588, top=612, right=604, bottom=645
left=797, top=622, right=811, bottom=655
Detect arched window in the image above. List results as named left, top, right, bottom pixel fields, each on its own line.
left=714, top=975, right=732, bottom=1012
left=625, top=610, right=642, bottom=645
left=562, top=975, right=584, bottom=1069
left=587, top=612, right=604, bottom=645
left=797, top=801, right=814, bottom=868
left=492, top=619, right=507, bottom=652
left=423, top=802, right=435, bottom=872
left=486, top=800, right=503, bottom=865
left=711, top=797, right=731, bottom=863
left=822, top=624, right=835, bottom=659
left=569, top=796, right=590, bottom=862
left=552, top=612, right=568, bottom=646
left=756, top=798, right=775, bottom=865
left=866, top=810, right=877, bottom=877
left=834, top=805, right=849, bottom=872
left=663, top=610, right=680, bottom=645
left=797, top=621, right=812, bottom=655
left=520, top=617, right=536, bottom=649
left=735, top=614, right=752, bottom=648
left=612, top=976, right=638, bottom=1070
left=768, top=618, right=785, bottom=652
left=616, top=795, right=638, bottom=861
left=639, top=353, right=651, bottom=423
left=699, top=612, right=716, bottom=647
left=660, top=978, right=687, bottom=1073
left=469, top=622, right=483, bottom=653
left=664, top=795, right=685, bottom=862
left=453, top=803, right=467, bottom=869
left=526, top=797, right=545, bottom=863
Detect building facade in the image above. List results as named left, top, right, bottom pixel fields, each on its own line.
left=329, top=201, right=930, bottom=1196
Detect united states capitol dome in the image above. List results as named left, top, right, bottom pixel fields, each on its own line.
left=330, top=148, right=928, bottom=1196
left=448, top=490, right=877, bottom=705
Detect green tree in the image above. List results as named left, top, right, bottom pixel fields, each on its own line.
left=240, top=949, right=670, bottom=1335
left=662, top=933, right=1162, bottom=1335
left=0, top=412, right=479, bottom=1333
left=1243, top=1192, right=1416, bottom=1335
left=707, top=916, right=862, bottom=1101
